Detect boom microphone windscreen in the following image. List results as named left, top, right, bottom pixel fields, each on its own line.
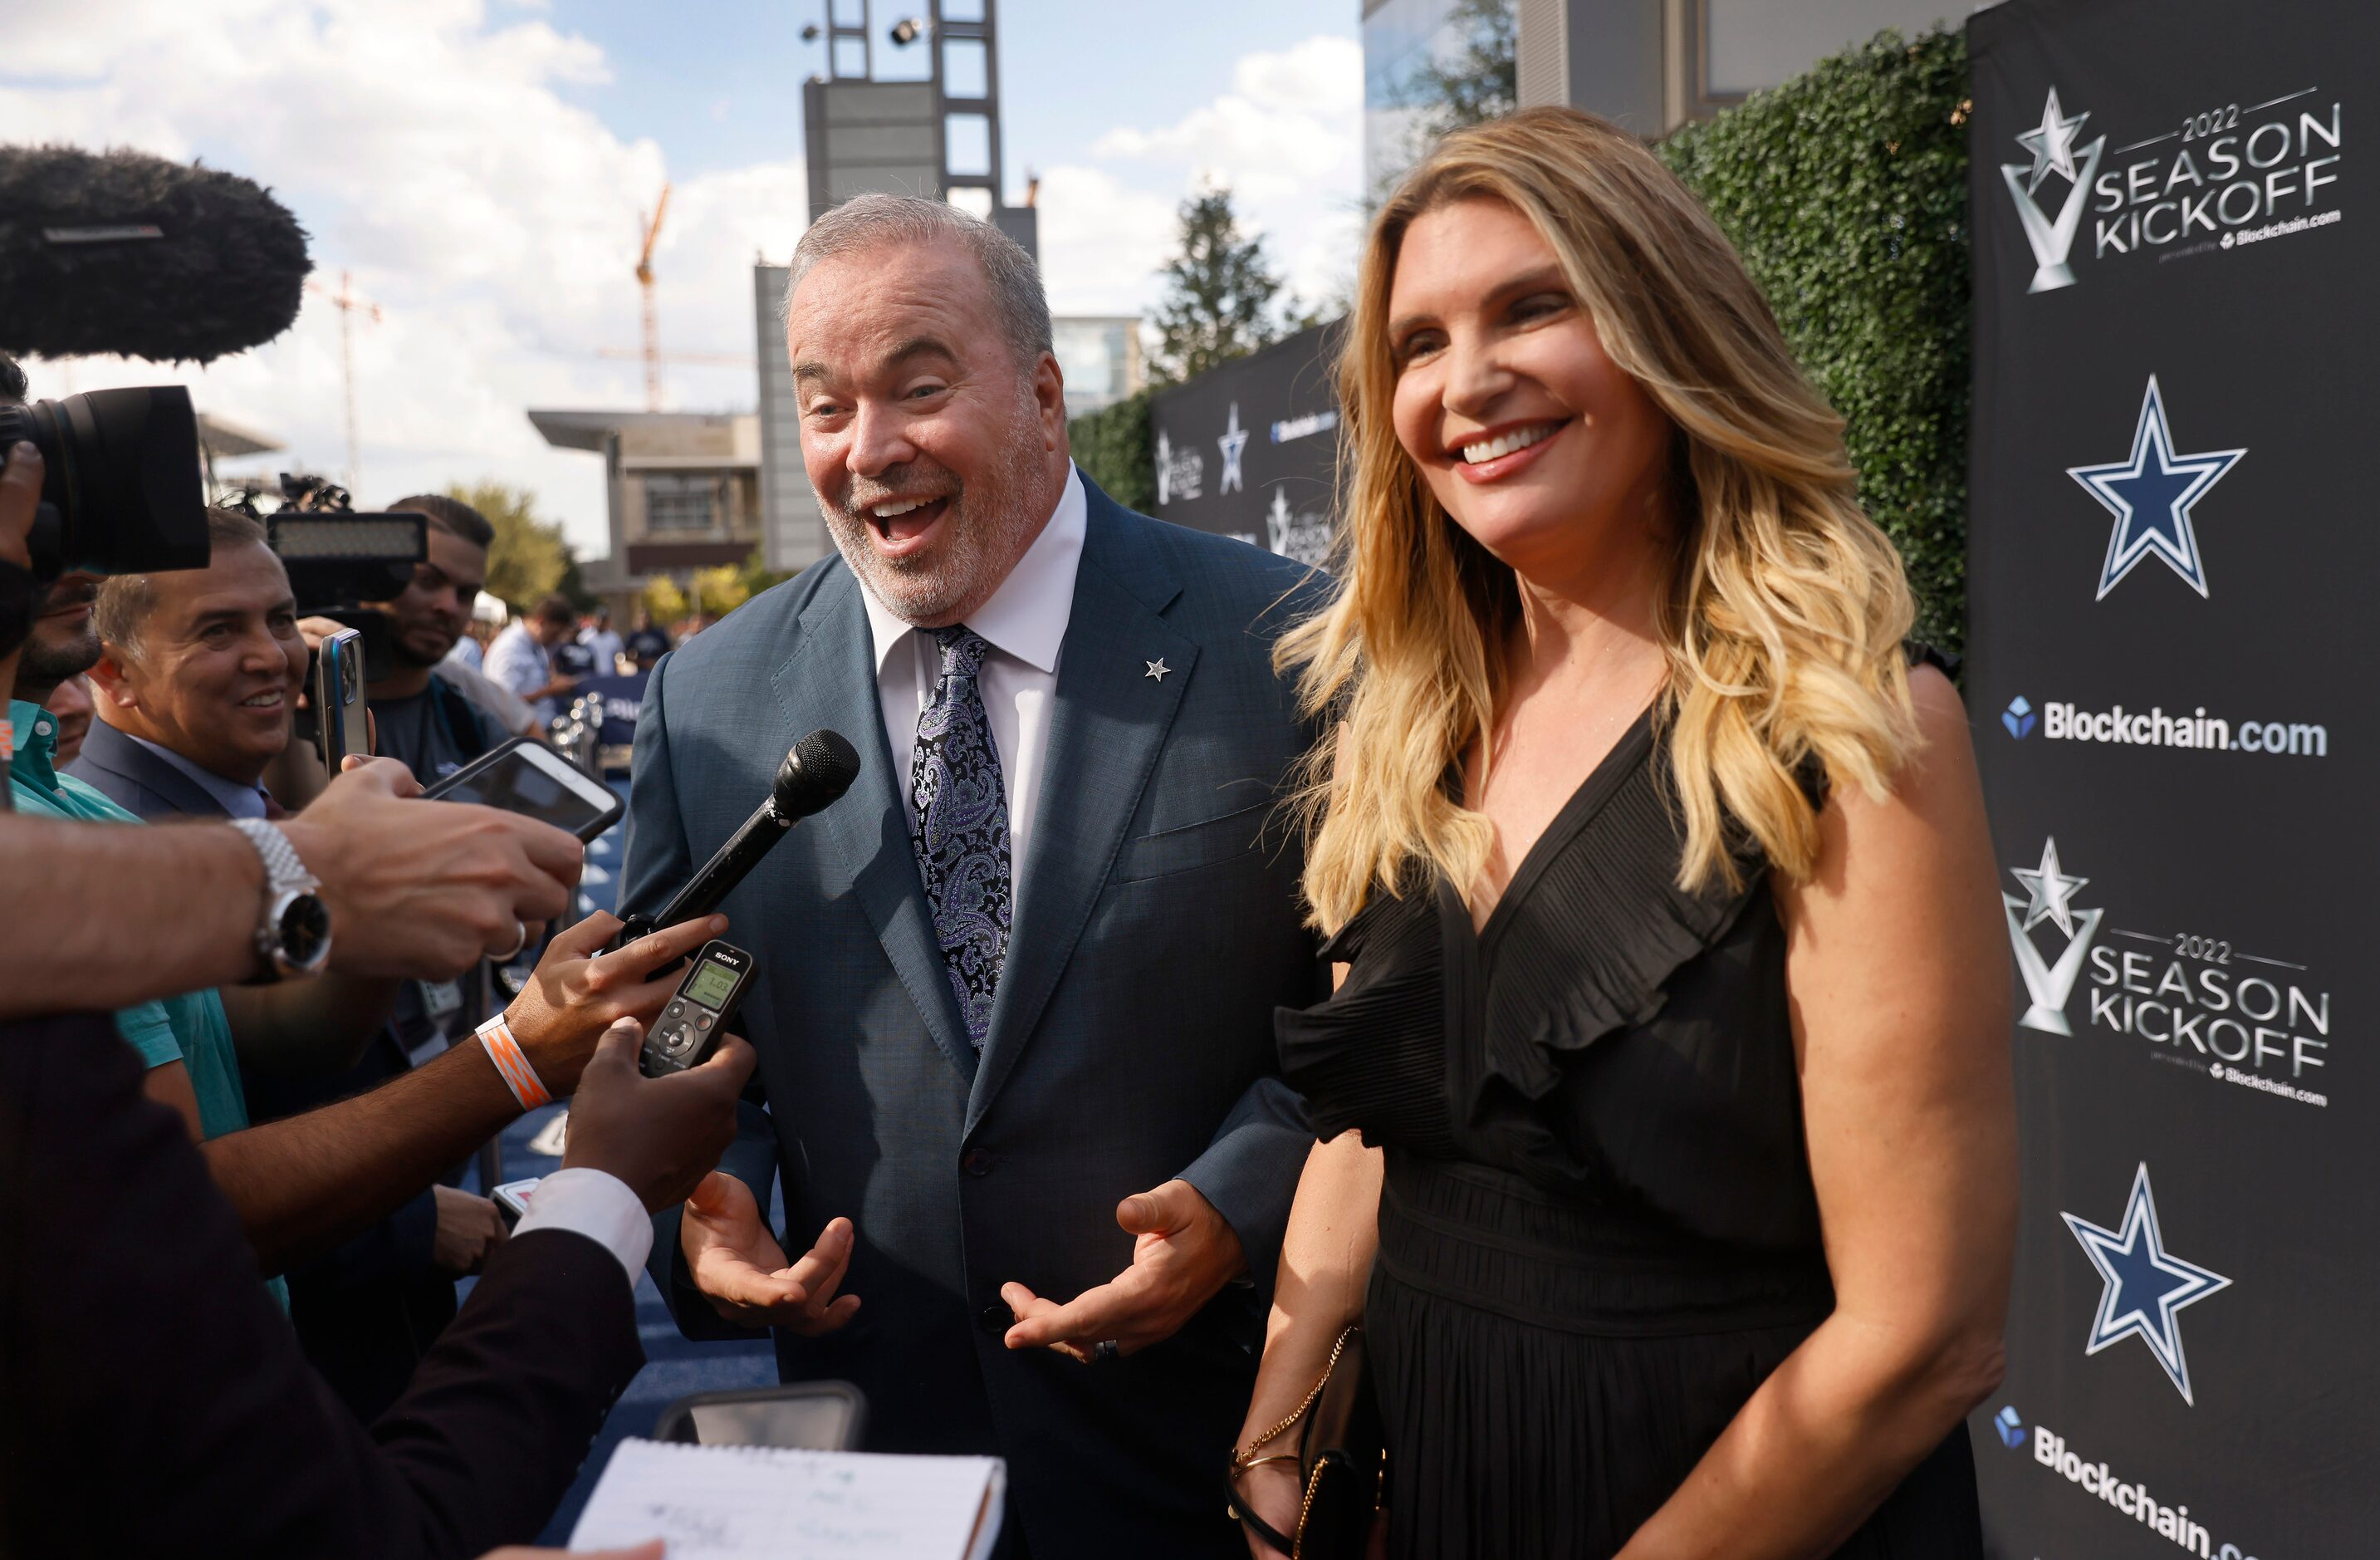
left=0, top=145, right=311, bottom=363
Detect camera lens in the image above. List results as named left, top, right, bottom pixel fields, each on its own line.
left=0, top=385, right=211, bottom=582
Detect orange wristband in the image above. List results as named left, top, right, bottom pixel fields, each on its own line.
left=475, top=1013, right=552, bottom=1110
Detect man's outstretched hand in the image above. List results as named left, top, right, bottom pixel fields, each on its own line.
left=680, top=1170, right=861, bottom=1335
left=1001, top=1180, right=1246, bottom=1364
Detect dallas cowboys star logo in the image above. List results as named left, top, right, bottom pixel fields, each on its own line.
left=1217, top=403, right=1249, bottom=495
left=2015, top=86, right=2090, bottom=194
left=2010, top=836, right=2089, bottom=937
left=2068, top=376, right=2245, bottom=601
left=2064, top=1163, right=2231, bottom=1405
left=1143, top=658, right=1170, bottom=682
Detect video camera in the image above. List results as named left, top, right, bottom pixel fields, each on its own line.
left=250, top=473, right=427, bottom=685
left=0, top=385, right=211, bottom=585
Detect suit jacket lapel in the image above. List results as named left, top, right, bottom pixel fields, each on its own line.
left=771, top=567, right=977, bottom=1082
left=967, top=500, right=1192, bottom=1133
left=80, top=721, right=226, bottom=819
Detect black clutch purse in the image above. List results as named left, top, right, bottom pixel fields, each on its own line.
left=1227, top=1325, right=1386, bottom=1558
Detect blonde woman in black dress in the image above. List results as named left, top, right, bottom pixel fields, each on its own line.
left=1232, top=109, right=2015, bottom=1558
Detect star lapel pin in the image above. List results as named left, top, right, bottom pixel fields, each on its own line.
left=1143, top=658, right=1171, bottom=683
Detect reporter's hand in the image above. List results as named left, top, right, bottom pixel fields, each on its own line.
left=296, top=614, right=349, bottom=655
left=1001, top=1179, right=1246, bottom=1363
left=680, top=1172, right=861, bottom=1333
left=281, top=758, right=582, bottom=979
left=503, top=910, right=726, bottom=1096
left=430, top=1185, right=509, bottom=1276
left=562, top=1018, right=755, bottom=1213
left=0, top=442, right=41, bottom=570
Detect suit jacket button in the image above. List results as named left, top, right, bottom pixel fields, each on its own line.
left=978, top=1302, right=1013, bottom=1335
left=962, top=1148, right=997, bottom=1176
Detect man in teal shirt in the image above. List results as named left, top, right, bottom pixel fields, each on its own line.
left=9, top=694, right=253, bottom=1141
left=7, top=693, right=252, bottom=1140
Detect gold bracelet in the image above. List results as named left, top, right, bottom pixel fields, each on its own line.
left=1230, top=1326, right=1358, bottom=1474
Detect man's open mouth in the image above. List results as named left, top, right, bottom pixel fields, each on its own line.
left=864, top=494, right=952, bottom=545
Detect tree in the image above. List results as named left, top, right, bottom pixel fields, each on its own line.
left=639, top=547, right=788, bottom=626
left=1148, top=186, right=1285, bottom=385
left=1379, top=0, right=1517, bottom=199
left=1398, top=0, right=1516, bottom=140
left=445, top=481, right=585, bottom=610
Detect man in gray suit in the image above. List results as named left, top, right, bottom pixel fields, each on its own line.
left=621, top=195, right=1323, bottom=1555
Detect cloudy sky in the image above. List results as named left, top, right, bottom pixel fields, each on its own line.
left=0, top=0, right=1363, bottom=555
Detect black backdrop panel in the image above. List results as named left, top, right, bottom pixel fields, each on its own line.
left=1149, top=323, right=1339, bottom=565
left=1967, top=2, right=2378, bottom=1556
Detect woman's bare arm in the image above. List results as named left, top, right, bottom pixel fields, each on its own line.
left=1615, top=667, right=2015, bottom=1559
left=1234, top=1125, right=1384, bottom=1555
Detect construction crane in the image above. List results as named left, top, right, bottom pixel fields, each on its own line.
left=304, top=269, right=382, bottom=492
left=634, top=184, right=672, bottom=410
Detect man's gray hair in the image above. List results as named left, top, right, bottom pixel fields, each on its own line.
left=787, top=194, right=1053, bottom=370
left=93, top=508, right=270, bottom=657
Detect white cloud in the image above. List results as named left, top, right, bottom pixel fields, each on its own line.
left=0, top=0, right=803, bottom=556
left=0, top=9, right=1364, bottom=552
left=1045, top=33, right=1363, bottom=322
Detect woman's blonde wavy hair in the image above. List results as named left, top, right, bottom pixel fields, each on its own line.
left=1281, top=107, right=1922, bottom=933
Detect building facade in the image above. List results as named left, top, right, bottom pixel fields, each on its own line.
left=1053, top=316, right=1146, bottom=419
left=527, top=408, right=765, bottom=614
left=1513, top=0, right=1966, bottom=135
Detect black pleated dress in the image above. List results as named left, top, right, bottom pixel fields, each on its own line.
left=1276, top=706, right=1982, bottom=1558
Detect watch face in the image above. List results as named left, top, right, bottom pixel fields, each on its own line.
left=276, top=892, right=333, bottom=971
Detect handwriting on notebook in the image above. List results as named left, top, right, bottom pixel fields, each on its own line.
left=568, top=1438, right=1005, bottom=1560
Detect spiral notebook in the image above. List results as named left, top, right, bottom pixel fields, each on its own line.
left=566, top=1438, right=1005, bottom=1559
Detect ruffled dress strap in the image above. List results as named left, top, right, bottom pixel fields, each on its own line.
left=1456, top=712, right=1770, bottom=1159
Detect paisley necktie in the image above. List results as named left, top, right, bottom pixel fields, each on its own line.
left=908, top=625, right=1011, bottom=1048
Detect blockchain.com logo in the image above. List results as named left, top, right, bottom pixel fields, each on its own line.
left=1993, top=1405, right=2026, bottom=1450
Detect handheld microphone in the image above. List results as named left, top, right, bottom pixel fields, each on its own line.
left=618, top=728, right=861, bottom=951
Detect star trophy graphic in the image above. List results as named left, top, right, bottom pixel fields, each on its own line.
left=2002, top=86, right=2106, bottom=293
left=2068, top=376, right=2245, bottom=600
left=2063, top=1163, right=2232, bottom=1405
left=1216, top=402, right=1248, bottom=494
left=2005, top=837, right=2102, bottom=1036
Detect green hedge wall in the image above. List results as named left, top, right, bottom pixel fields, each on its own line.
left=1068, top=389, right=1156, bottom=513
left=1659, top=27, right=1971, bottom=653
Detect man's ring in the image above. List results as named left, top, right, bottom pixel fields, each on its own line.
left=493, top=920, right=529, bottom=964
left=1092, top=1339, right=1121, bottom=1365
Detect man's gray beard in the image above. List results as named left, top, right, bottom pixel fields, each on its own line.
left=821, top=419, right=1049, bottom=626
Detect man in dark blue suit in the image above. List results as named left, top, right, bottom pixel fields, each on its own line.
left=66, top=511, right=506, bottom=1420
left=622, top=194, right=1324, bottom=1555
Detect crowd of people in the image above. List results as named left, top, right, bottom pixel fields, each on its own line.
left=0, top=106, right=2015, bottom=1560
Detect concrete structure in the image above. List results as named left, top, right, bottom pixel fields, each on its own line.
left=527, top=409, right=765, bottom=615
left=1512, top=0, right=1966, bottom=135
left=1364, top=0, right=1968, bottom=191
left=1053, top=316, right=1146, bottom=419
left=802, top=0, right=1036, bottom=258
left=752, top=262, right=829, bottom=576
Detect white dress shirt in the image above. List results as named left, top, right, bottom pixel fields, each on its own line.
left=512, top=1166, right=654, bottom=1286
left=856, top=463, right=1085, bottom=908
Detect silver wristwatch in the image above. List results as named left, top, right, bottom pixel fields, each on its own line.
left=229, top=817, right=332, bottom=982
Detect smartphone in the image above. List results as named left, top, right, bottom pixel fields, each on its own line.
left=311, top=626, right=370, bottom=773
left=419, top=735, right=624, bottom=842
left=641, top=939, right=756, bottom=1077
left=492, top=1176, right=543, bottom=1226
